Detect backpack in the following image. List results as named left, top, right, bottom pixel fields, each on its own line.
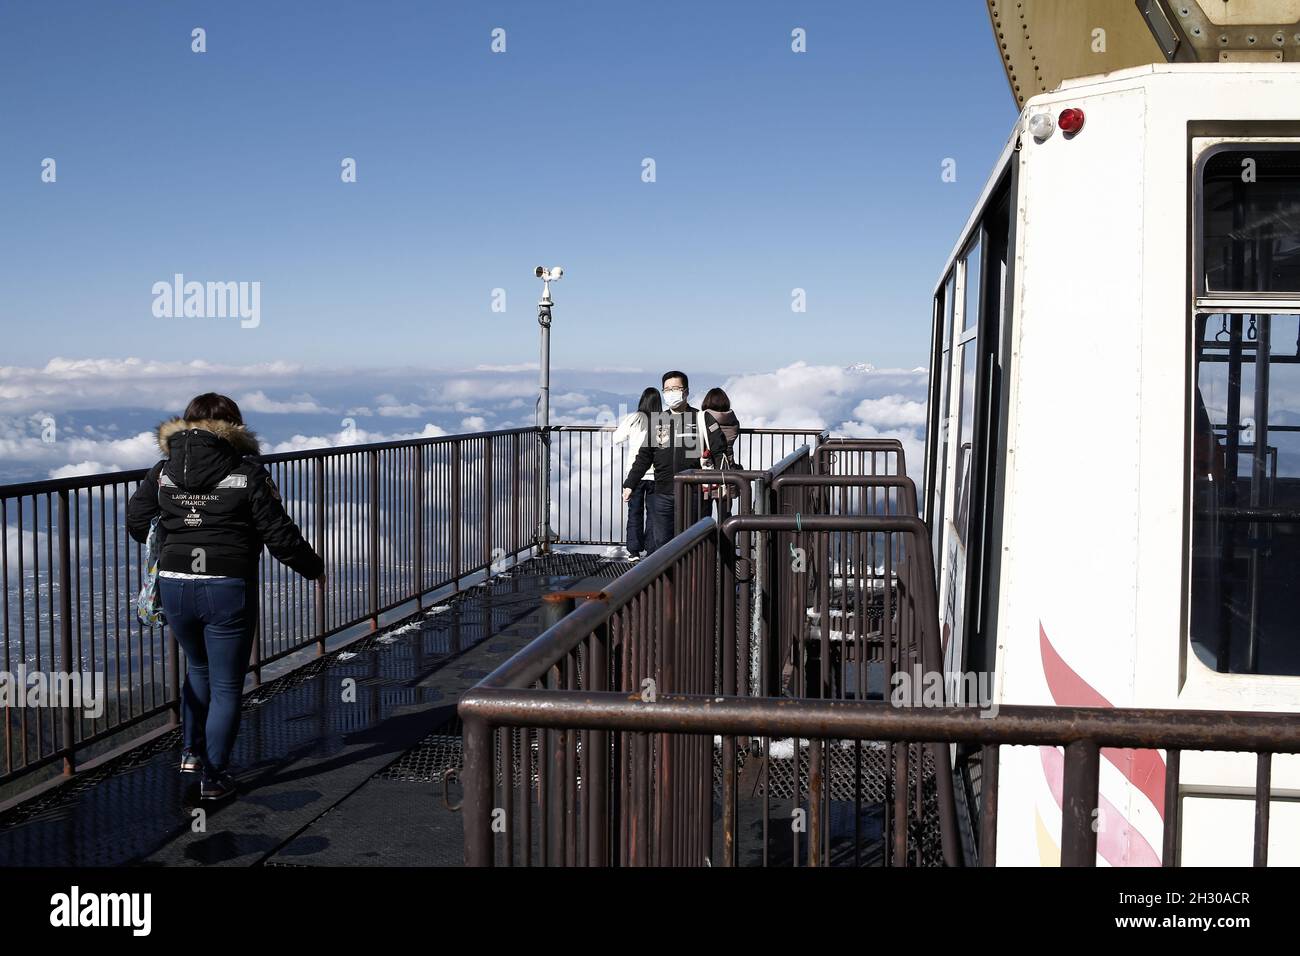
left=698, top=411, right=739, bottom=499
left=136, top=483, right=166, bottom=628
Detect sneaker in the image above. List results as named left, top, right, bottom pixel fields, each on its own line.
left=200, top=772, right=236, bottom=801
left=179, top=749, right=202, bottom=774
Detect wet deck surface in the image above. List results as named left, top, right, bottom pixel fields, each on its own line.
left=0, top=552, right=630, bottom=867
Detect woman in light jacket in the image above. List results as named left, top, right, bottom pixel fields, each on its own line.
left=612, top=387, right=661, bottom=559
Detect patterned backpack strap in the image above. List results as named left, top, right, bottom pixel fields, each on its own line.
left=136, top=469, right=167, bottom=627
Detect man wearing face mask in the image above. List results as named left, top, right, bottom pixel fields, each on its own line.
left=622, top=370, right=726, bottom=553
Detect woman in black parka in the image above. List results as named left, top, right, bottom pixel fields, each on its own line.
left=128, top=393, right=324, bottom=800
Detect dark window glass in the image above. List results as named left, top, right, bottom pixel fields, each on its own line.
left=943, top=274, right=956, bottom=351
left=1201, top=147, right=1300, bottom=294
left=933, top=275, right=956, bottom=560
left=963, top=239, right=982, bottom=331
left=1191, top=313, right=1300, bottom=675
left=954, top=341, right=977, bottom=546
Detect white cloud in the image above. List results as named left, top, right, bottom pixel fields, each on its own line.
left=551, top=392, right=591, bottom=409
left=0, top=357, right=304, bottom=415
left=847, top=394, right=927, bottom=429
left=236, top=390, right=330, bottom=414
left=0, top=418, right=161, bottom=480
left=50, top=461, right=124, bottom=479
left=474, top=363, right=538, bottom=373
left=722, top=362, right=927, bottom=431
left=0, top=357, right=931, bottom=487
left=266, top=422, right=448, bottom=453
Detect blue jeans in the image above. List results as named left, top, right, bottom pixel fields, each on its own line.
left=159, top=576, right=258, bottom=779
left=625, top=480, right=654, bottom=554
left=645, top=492, right=675, bottom=555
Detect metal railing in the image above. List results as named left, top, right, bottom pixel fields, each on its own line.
left=0, top=423, right=824, bottom=797
left=554, top=426, right=826, bottom=545
left=462, top=440, right=1300, bottom=866
left=459, top=507, right=962, bottom=866
left=0, top=427, right=541, bottom=791
left=815, top=437, right=906, bottom=479
left=461, top=518, right=721, bottom=866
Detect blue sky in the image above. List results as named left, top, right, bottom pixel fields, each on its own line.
left=0, top=0, right=1016, bottom=373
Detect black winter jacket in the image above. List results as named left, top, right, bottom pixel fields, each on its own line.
left=126, top=417, right=324, bottom=580
left=623, top=404, right=728, bottom=496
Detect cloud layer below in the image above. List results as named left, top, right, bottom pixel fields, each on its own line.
left=0, top=357, right=928, bottom=483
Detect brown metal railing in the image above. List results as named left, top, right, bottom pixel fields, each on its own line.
left=463, top=680, right=1300, bottom=866
left=462, top=518, right=721, bottom=865
left=554, top=426, right=826, bottom=545
left=0, top=423, right=824, bottom=797
left=458, top=508, right=961, bottom=867
left=0, top=427, right=541, bottom=791
left=462, top=439, right=1300, bottom=867
left=815, top=437, right=906, bottom=479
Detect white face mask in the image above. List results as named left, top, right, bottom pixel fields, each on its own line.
left=662, top=388, right=685, bottom=408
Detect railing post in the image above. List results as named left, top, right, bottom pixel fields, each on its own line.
left=414, top=444, right=424, bottom=609
left=314, top=456, right=326, bottom=655
left=720, top=532, right=738, bottom=866
left=588, top=621, right=609, bottom=865
left=368, top=449, right=380, bottom=629
left=980, top=743, right=999, bottom=866
left=511, top=432, right=521, bottom=557
left=462, top=713, right=495, bottom=867
left=751, top=477, right=767, bottom=697
left=483, top=435, right=494, bottom=572
left=250, top=567, right=263, bottom=688
left=451, top=440, right=462, bottom=588
left=57, top=489, right=76, bottom=776
left=1060, top=739, right=1101, bottom=866
left=1162, top=748, right=1180, bottom=867
left=539, top=427, right=552, bottom=553
left=1254, top=752, right=1272, bottom=867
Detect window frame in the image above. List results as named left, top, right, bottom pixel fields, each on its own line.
left=1193, top=139, right=1300, bottom=308
left=1187, top=133, right=1300, bottom=682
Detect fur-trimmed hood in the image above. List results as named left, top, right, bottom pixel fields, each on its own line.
left=157, top=417, right=260, bottom=457
left=156, top=417, right=260, bottom=492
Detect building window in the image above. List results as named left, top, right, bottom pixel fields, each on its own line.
left=1191, top=312, right=1300, bottom=675
left=1201, top=146, right=1300, bottom=295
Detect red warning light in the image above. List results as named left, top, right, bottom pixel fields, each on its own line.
left=1058, top=108, right=1085, bottom=135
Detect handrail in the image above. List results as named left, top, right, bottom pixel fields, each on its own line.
left=0, top=426, right=830, bottom=498
left=768, top=444, right=812, bottom=481
left=476, top=517, right=718, bottom=691
left=0, top=426, right=543, bottom=498
left=815, top=437, right=906, bottom=477
left=457, top=694, right=1300, bottom=755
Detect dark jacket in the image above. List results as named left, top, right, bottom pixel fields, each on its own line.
left=623, top=404, right=728, bottom=495
left=126, top=417, right=324, bottom=580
